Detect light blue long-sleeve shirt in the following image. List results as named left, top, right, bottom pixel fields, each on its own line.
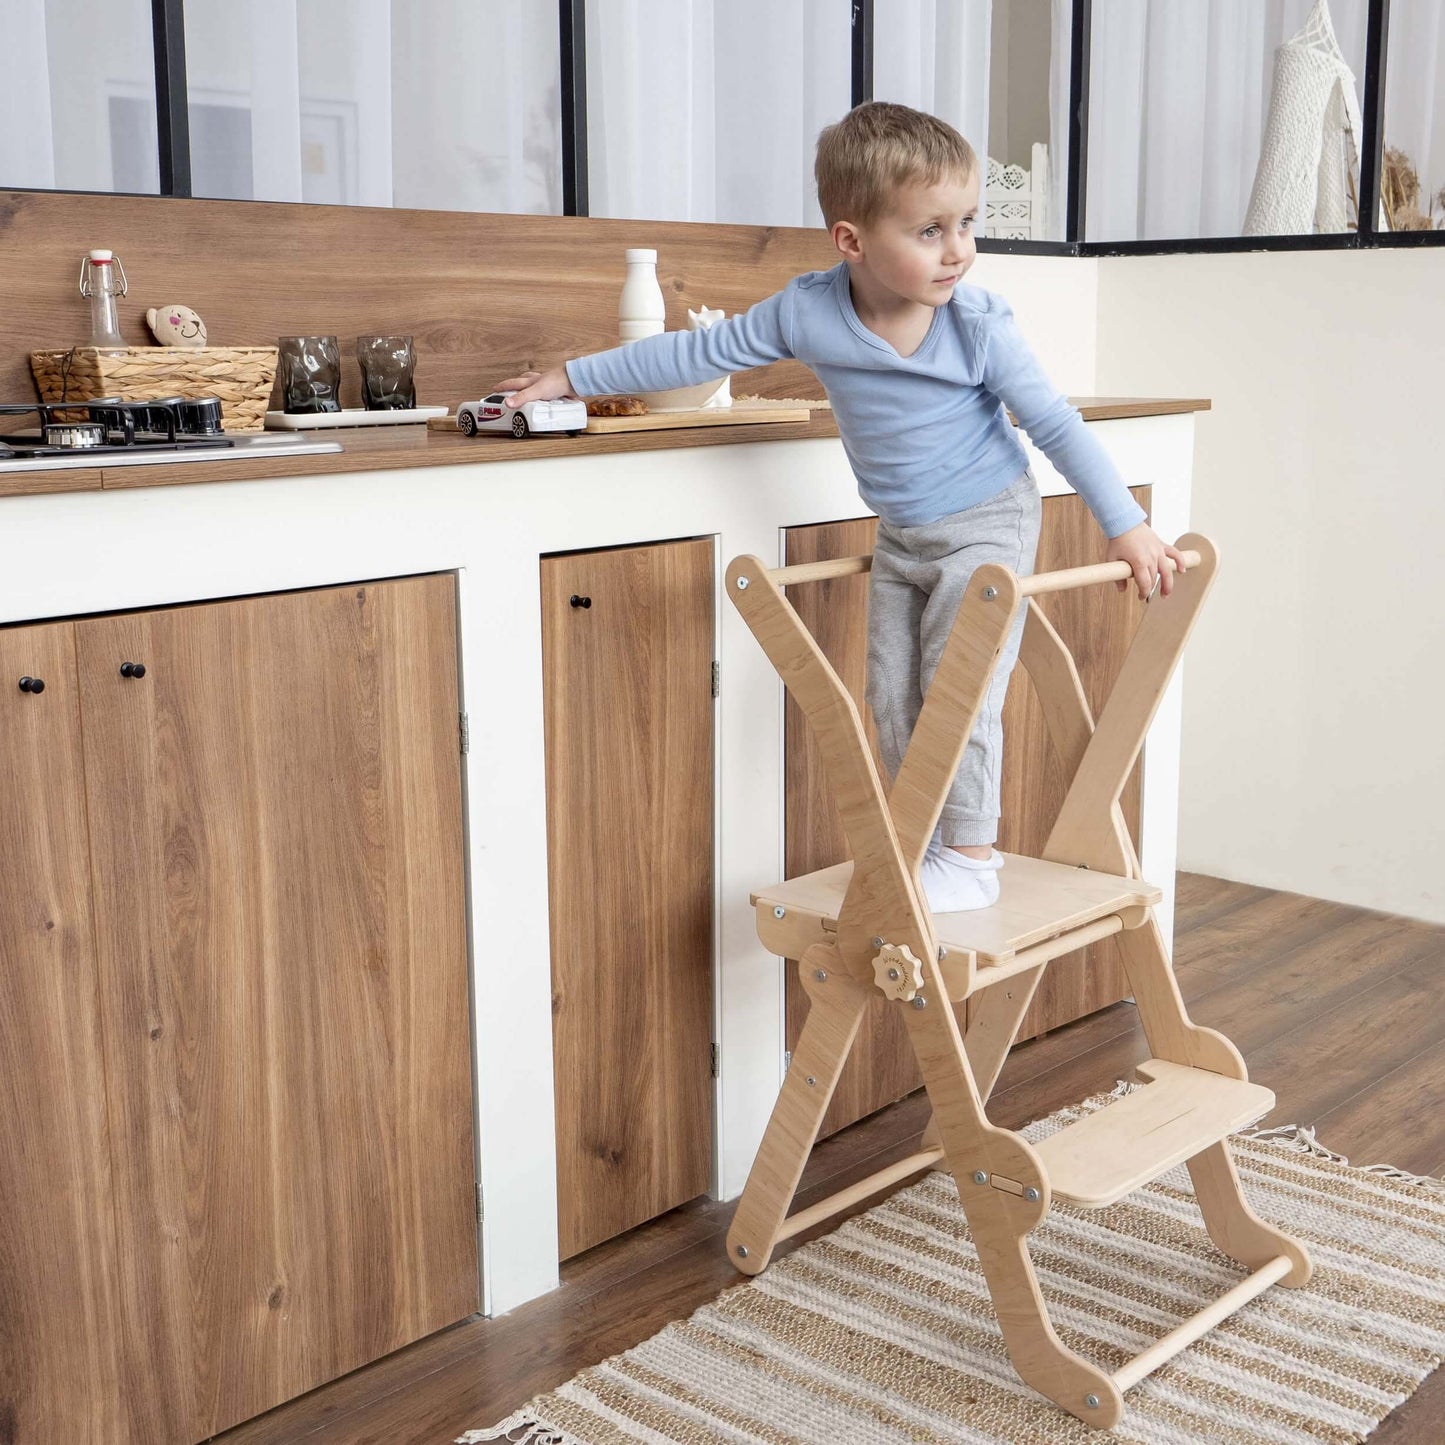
left=566, top=261, right=1145, bottom=536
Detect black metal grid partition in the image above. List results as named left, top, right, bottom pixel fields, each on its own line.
left=14, top=0, right=1441, bottom=255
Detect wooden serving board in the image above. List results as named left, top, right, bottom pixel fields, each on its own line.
left=427, top=402, right=810, bottom=436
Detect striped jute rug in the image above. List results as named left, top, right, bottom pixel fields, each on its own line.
left=461, top=1089, right=1445, bottom=1444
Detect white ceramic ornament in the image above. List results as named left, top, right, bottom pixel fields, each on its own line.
left=637, top=304, right=732, bottom=412
left=687, top=306, right=730, bottom=409
left=146, top=303, right=208, bottom=347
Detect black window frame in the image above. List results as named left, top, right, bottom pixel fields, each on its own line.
left=9, top=0, right=1440, bottom=255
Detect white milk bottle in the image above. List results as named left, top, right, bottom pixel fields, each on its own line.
left=618, top=248, right=666, bottom=345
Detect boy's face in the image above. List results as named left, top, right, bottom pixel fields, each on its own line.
left=839, top=170, right=980, bottom=308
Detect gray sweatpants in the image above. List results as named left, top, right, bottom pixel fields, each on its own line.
left=865, top=470, right=1042, bottom=847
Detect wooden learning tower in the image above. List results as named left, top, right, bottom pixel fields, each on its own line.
left=724, top=534, right=1311, bottom=1430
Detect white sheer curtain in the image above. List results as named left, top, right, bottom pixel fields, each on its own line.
left=872, top=0, right=993, bottom=151
left=1085, top=0, right=1374, bottom=240
left=1049, top=0, right=1073, bottom=241
left=0, top=0, right=160, bottom=194
left=871, top=0, right=994, bottom=222
left=585, top=0, right=850, bottom=226
left=179, top=0, right=559, bottom=211
left=1386, top=0, right=1445, bottom=219
left=2, top=0, right=56, bottom=189
left=9, top=0, right=1441, bottom=235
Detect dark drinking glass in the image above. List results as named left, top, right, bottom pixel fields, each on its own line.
left=356, top=334, right=417, bottom=410
left=278, top=335, right=342, bottom=413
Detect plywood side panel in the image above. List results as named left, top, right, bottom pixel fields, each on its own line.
left=782, top=517, right=931, bottom=1137
left=782, top=491, right=1150, bottom=1134
left=1000, top=488, right=1150, bottom=1042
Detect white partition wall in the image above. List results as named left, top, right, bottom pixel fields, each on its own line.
left=1095, top=247, right=1445, bottom=926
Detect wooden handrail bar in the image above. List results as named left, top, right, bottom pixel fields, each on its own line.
left=1020, top=550, right=1201, bottom=598
left=769, top=555, right=873, bottom=586
left=768, top=549, right=1202, bottom=596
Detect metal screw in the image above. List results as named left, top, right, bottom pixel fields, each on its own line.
left=814, top=968, right=828, bottom=982
left=805, top=1075, right=817, bottom=1087
left=736, top=1244, right=749, bottom=1258
left=887, top=967, right=900, bottom=981
left=972, top=1170, right=988, bottom=1185
left=911, top=995, right=927, bottom=1009
left=983, top=585, right=997, bottom=599
left=736, top=576, right=749, bottom=590
left=773, top=905, right=786, bottom=918
left=872, top=936, right=885, bottom=949
left=1085, top=1395, right=1100, bottom=1410
left=1025, top=1187, right=1041, bottom=1202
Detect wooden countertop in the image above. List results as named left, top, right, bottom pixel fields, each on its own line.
left=0, top=398, right=1210, bottom=499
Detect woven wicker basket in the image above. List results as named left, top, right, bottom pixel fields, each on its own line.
left=30, top=346, right=279, bottom=432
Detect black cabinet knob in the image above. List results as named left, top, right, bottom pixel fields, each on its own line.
left=569, top=595, right=592, bottom=609
left=18, top=676, right=45, bottom=693
left=120, top=662, right=147, bottom=679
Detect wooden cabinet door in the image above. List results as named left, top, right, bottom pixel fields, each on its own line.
left=0, top=622, right=129, bottom=1442
left=542, top=539, right=714, bottom=1260
left=784, top=492, right=1150, bottom=1135
left=75, top=575, right=477, bottom=1444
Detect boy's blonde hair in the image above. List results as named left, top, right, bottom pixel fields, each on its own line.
left=815, top=101, right=977, bottom=229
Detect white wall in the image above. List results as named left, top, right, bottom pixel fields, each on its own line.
left=1089, top=248, right=1444, bottom=925
left=969, top=251, right=1100, bottom=394
left=965, top=245, right=1440, bottom=924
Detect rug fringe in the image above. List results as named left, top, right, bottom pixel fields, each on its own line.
left=456, top=1411, right=573, bottom=1444
left=1238, top=1120, right=1445, bottom=1192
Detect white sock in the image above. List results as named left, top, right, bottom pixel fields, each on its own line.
left=919, top=844, right=1004, bottom=913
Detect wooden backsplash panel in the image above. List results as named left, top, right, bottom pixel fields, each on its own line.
left=0, top=191, right=837, bottom=410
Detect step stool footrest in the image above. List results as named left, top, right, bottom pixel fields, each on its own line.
left=1034, top=1059, right=1274, bottom=1209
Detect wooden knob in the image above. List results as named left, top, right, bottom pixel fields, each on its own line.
left=872, top=942, right=923, bottom=1002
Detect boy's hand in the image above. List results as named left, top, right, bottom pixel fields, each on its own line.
left=1105, top=522, right=1188, bottom=601
left=495, top=365, right=576, bottom=408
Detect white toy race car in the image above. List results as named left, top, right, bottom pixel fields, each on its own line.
left=456, top=392, right=587, bottom=439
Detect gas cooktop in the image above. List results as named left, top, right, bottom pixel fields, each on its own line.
left=0, top=399, right=341, bottom=473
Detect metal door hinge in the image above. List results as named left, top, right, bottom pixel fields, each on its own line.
left=783, top=1049, right=792, bottom=1074
left=711, top=1042, right=721, bottom=1078
left=459, top=711, right=470, bottom=754
left=475, top=1183, right=484, bottom=1225
left=711, top=661, right=720, bottom=697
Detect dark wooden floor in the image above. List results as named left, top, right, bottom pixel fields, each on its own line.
left=216, top=875, right=1445, bottom=1444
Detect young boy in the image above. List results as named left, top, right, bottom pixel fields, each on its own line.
left=499, top=101, right=1185, bottom=913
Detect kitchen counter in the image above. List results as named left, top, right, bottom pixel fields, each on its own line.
left=0, top=398, right=1208, bottom=498
left=0, top=402, right=1204, bottom=1320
